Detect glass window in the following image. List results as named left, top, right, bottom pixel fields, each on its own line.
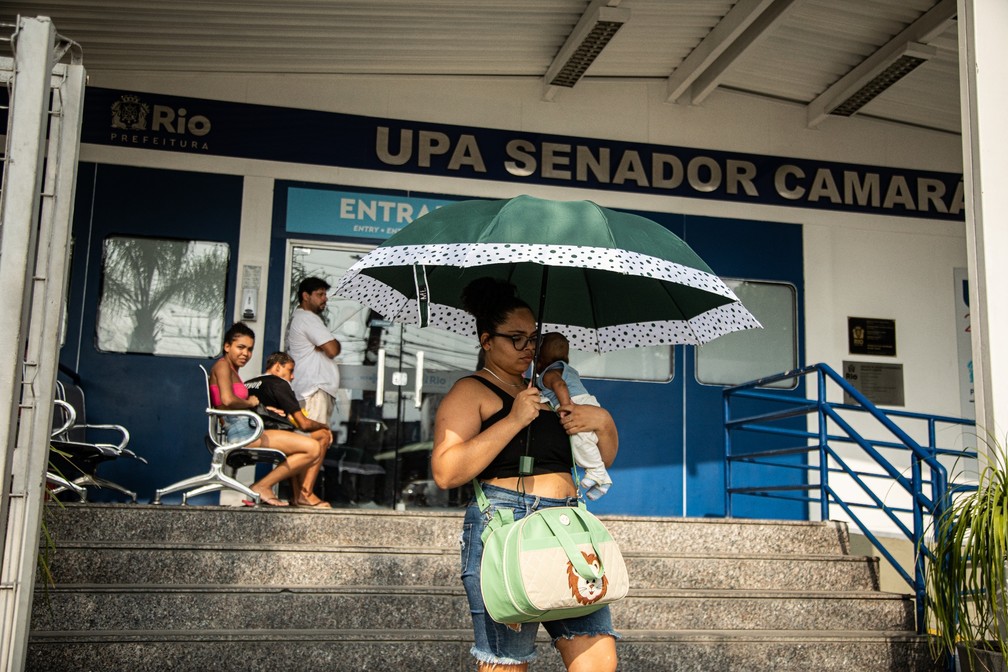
left=695, top=280, right=797, bottom=388
left=568, top=346, right=673, bottom=383
left=95, top=236, right=229, bottom=357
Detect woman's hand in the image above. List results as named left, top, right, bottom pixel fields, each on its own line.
left=509, top=387, right=542, bottom=427
left=557, top=402, right=619, bottom=466
left=557, top=402, right=605, bottom=434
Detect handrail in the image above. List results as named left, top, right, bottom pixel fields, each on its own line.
left=723, top=363, right=974, bottom=636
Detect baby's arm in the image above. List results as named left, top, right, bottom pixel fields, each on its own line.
left=542, top=369, right=573, bottom=409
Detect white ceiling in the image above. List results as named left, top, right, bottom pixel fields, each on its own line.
left=2, top=0, right=962, bottom=134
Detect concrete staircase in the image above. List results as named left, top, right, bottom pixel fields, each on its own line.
left=30, top=503, right=939, bottom=671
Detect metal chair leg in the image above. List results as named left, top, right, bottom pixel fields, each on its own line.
left=153, top=463, right=261, bottom=505
left=46, top=472, right=87, bottom=501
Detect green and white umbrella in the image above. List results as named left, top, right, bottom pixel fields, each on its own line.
left=335, top=195, right=760, bottom=353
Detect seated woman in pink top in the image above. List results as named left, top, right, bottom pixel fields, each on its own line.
left=209, top=322, right=327, bottom=507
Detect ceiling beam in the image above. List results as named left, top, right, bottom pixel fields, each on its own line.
left=806, top=0, right=957, bottom=127
left=686, top=0, right=802, bottom=106
left=666, top=0, right=776, bottom=103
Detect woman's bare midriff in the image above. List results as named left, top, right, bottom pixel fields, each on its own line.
left=482, top=471, right=577, bottom=499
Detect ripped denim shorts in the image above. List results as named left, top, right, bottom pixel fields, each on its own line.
left=459, top=482, right=619, bottom=667
left=219, top=414, right=258, bottom=444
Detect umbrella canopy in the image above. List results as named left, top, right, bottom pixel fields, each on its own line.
left=335, top=195, right=760, bottom=353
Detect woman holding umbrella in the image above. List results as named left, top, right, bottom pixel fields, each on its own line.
left=432, top=277, right=619, bottom=672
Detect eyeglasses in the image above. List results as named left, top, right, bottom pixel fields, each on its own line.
left=490, top=332, right=539, bottom=351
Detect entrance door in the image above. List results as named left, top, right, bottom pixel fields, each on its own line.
left=681, top=215, right=806, bottom=518
left=282, top=243, right=476, bottom=509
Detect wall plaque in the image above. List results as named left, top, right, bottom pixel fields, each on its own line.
left=848, top=317, right=896, bottom=356
left=842, top=360, right=905, bottom=406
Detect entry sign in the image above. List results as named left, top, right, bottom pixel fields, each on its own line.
left=848, top=317, right=896, bottom=356
left=842, top=361, right=905, bottom=406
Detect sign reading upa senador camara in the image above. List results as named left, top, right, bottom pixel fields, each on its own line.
left=75, top=88, right=965, bottom=222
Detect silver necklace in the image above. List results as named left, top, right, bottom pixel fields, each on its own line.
left=482, top=367, right=525, bottom=389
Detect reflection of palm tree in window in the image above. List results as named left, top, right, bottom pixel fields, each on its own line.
left=99, top=237, right=228, bottom=354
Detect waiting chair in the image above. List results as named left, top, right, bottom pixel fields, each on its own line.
left=48, top=383, right=146, bottom=502
left=323, top=418, right=386, bottom=504
left=46, top=399, right=87, bottom=501
left=152, top=365, right=285, bottom=505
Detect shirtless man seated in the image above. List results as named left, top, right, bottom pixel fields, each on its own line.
left=245, top=351, right=334, bottom=508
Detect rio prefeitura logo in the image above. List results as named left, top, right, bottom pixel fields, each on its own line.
left=109, top=93, right=211, bottom=151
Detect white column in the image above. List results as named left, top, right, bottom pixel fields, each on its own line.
left=958, top=0, right=1008, bottom=450
left=0, top=16, right=86, bottom=671
left=0, top=18, right=56, bottom=669
left=218, top=176, right=275, bottom=505
left=234, top=175, right=276, bottom=375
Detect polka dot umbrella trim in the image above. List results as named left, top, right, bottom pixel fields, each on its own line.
left=334, top=195, right=761, bottom=353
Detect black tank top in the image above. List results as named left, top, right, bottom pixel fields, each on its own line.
left=470, top=376, right=573, bottom=480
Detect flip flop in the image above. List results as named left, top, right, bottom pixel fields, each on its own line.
left=293, top=499, right=332, bottom=509
left=245, top=494, right=288, bottom=507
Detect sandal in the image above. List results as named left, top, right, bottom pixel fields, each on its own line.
left=254, top=494, right=288, bottom=507
left=293, top=498, right=331, bottom=509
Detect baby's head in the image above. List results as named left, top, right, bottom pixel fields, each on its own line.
left=536, top=332, right=570, bottom=372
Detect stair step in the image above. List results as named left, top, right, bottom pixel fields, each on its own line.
left=627, top=552, right=880, bottom=591
left=618, top=591, right=914, bottom=631
left=611, top=630, right=938, bottom=672
left=26, top=628, right=939, bottom=672
left=32, top=585, right=914, bottom=633
left=44, top=503, right=853, bottom=555
left=44, top=543, right=878, bottom=591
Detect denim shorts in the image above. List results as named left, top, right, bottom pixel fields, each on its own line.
left=460, top=482, right=619, bottom=666
left=220, top=415, right=257, bottom=443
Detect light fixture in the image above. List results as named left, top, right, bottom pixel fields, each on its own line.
left=828, top=44, right=935, bottom=117
left=806, top=7, right=948, bottom=131
left=544, top=4, right=630, bottom=90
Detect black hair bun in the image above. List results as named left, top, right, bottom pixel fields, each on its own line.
left=461, top=277, right=517, bottom=319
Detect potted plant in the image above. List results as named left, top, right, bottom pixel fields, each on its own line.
left=926, top=445, right=1008, bottom=672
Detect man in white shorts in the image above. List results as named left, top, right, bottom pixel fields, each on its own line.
left=286, top=277, right=341, bottom=426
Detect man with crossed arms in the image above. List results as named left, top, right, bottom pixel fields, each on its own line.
left=286, top=276, right=342, bottom=426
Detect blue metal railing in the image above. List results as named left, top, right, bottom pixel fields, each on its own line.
left=723, top=363, right=975, bottom=634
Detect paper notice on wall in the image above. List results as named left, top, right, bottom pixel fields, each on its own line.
left=954, top=267, right=974, bottom=420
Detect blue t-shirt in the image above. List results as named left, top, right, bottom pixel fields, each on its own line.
left=537, top=360, right=589, bottom=408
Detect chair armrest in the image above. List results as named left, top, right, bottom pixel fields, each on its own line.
left=78, top=423, right=131, bottom=452
left=119, top=448, right=148, bottom=464
left=51, top=399, right=76, bottom=438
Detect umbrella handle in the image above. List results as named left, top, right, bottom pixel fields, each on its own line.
left=531, top=265, right=549, bottom=388
left=521, top=266, right=550, bottom=475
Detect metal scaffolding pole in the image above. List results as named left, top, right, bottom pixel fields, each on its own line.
left=0, top=16, right=85, bottom=670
